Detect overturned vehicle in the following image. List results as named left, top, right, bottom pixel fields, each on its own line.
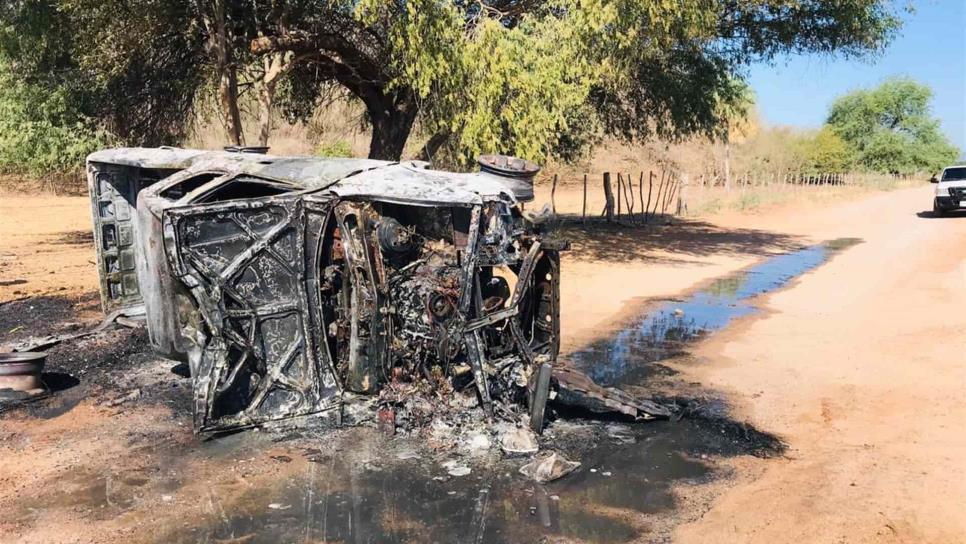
left=85, top=148, right=668, bottom=434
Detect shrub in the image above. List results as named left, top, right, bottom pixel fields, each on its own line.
left=0, top=63, right=107, bottom=178
left=315, top=139, right=354, bottom=158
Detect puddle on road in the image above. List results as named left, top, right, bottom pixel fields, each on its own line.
left=160, top=417, right=764, bottom=544
left=153, top=240, right=856, bottom=543
left=571, top=238, right=862, bottom=386
left=8, top=239, right=858, bottom=543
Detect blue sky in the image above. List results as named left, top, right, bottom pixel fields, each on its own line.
left=747, top=0, right=966, bottom=152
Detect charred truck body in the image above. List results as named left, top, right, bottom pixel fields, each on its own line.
left=86, top=148, right=668, bottom=434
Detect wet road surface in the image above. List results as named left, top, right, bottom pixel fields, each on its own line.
left=162, top=240, right=855, bottom=543
left=4, top=239, right=858, bottom=543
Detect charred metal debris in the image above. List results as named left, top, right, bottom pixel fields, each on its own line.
left=81, top=147, right=670, bottom=437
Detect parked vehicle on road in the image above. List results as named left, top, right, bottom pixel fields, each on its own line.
left=932, top=165, right=966, bottom=216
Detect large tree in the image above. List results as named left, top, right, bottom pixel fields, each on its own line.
left=2, top=0, right=905, bottom=164
left=249, top=6, right=418, bottom=159
left=826, top=77, right=960, bottom=174
left=248, top=0, right=908, bottom=163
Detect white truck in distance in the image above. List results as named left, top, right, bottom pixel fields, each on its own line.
left=932, top=165, right=966, bottom=216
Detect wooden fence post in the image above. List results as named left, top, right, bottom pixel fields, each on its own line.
left=638, top=172, right=645, bottom=223
left=602, top=172, right=615, bottom=222
left=581, top=174, right=587, bottom=224
left=662, top=174, right=676, bottom=214
left=653, top=171, right=665, bottom=218
left=661, top=172, right=674, bottom=215
left=623, top=173, right=635, bottom=215
left=644, top=171, right=654, bottom=224
left=616, top=173, right=623, bottom=218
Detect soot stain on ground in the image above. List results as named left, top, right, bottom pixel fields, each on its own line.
left=3, top=239, right=859, bottom=543
left=0, top=292, right=101, bottom=344
left=154, top=408, right=784, bottom=544
left=158, top=427, right=697, bottom=543
left=150, top=241, right=858, bottom=543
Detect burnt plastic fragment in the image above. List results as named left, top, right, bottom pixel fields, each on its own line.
left=552, top=367, right=672, bottom=420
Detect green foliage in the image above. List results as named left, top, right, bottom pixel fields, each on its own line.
left=801, top=127, right=855, bottom=172
left=358, top=0, right=599, bottom=165
left=585, top=0, right=901, bottom=145
left=360, top=0, right=902, bottom=165
left=717, top=82, right=759, bottom=143
left=315, top=140, right=354, bottom=158
left=826, top=77, right=959, bottom=173
left=0, top=62, right=106, bottom=175
left=1, top=0, right=216, bottom=148
left=1, top=0, right=905, bottom=170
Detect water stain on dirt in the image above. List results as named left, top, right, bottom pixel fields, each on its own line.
left=570, top=238, right=862, bottom=386
left=5, top=239, right=859, bottom=543
left=148, top=243, right=859, bottom=543
left=160, top=425, right=704, bottom=543
left=147, top=400, right=786, bottom=544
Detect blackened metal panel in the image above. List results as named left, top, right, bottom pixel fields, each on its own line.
left=163, top=197, right=338, bottom=431
left=302, top=196, right=342, bottom=393
left=86, top=161, right=178, bottom=313
left=332, top=202, right=390, bottom=394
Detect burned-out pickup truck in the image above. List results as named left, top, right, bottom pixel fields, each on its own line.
left=86, top=147, right=668, bottom=434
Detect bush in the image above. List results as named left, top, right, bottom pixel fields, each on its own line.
left=315, top=139, right=354, bottom=158
left=0, top=63, right=107, bottom=178
left=801, top=127, right=855, bottom=173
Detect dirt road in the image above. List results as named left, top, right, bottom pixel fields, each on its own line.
left=1, top=184, right=963, bottom=543
left=674, top=188, right=966, bottom=542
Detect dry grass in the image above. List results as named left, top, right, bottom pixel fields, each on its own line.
left=185, top=99, right=372, bottom=156
left=531, top=170, right=927, bottom=221
left=0, top=171, right=87, bottom=196
left=1, top=99, right=931, bottom=209
left=185, top=98, right=431, bottom=159
left=683, top=176, right=925, bottom=216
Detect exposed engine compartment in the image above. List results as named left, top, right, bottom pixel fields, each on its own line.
left=318, top=199, right=565, bottom=430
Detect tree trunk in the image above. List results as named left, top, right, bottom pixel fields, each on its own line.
left=723, top=137, right=731, bottom=191
left=204, top=0, right=244, bottom=146
left=257, top=81, right=274, bottom=147
left=221, top=66, right=244, bottom=146
left=367, top=100, right=418, bottom=161
left=256, top=52, right=290, bottom=147
left=602, top=172, right=615, bottom=222
left=416, top=130, right=450, bottom=162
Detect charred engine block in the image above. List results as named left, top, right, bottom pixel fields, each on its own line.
left=317, top=197, right=562, bottom=427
